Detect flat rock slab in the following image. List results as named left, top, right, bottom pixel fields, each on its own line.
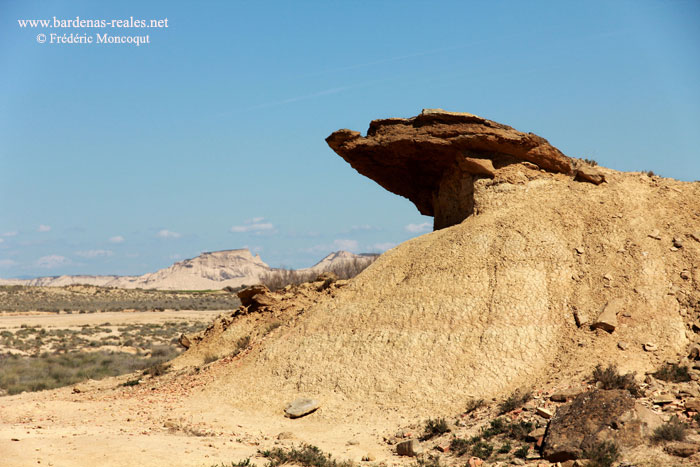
left=284, top=398, right=320, bottom=418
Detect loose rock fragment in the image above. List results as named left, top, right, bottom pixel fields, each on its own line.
left=396, top=439, right=422, bottom=457
left=284, top=398, right=320, bottom=418
left=644, top=343, right=658, bottom=352
left=590, top=299, right=623, bottom=333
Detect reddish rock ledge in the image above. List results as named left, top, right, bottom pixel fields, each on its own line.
left=326, top=109, right=604, bottom=230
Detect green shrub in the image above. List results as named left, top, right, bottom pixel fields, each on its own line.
left=652, top=363, right=691, bottom=383
left=259, top=444, right=353, bottom=467
left=652, top=416, right=687, bottom=443
left=513, top=445, right=529, bottom=459
left=592, top=364, right=642, bottom=397
left=582, top=440, right=620, bottom=467
left=422, top=417, right=450, bottom=440
left=498, top=390, right=532, bottom=414
left=464, top=398, right=484, bottom=414
left=470, top=440, right=493, bottom=460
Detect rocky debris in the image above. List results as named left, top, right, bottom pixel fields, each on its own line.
left=326, top=108, right=594, bottom=230
left=691, top=232, right=700, bottom=243
left=277, top=431, right=295, bottom=440
left=396, top=439, right=423, bottom=457
left=673, top=237, right=684, bottom=249
left=527, top=427, right=547, bottom=442
left=685, top=399, right=700, bottom=412
left=618, top=341, right=629, bottom=350
left=648, top=230, right=662, bottom=240
left=467, top=457, right=483, bottom=467
left=542, top=390, right=662, bottom=462
left=536, top=407, right=554, bottom=419
left=361, top=453, right=376, bottom=462
left=590, top=299, right=623, bottom=333
left=644, top=343, right=658, bottom=352
left=665, top=442, right=700, bottom=458
left=237, top=284, right=277, bottom=312
left=573, top=163, right=606, bottom=185
left=178, top=333, right=191, bottom=349
left=284, top=397, right=320, bottom=419
left=681, top=270, right=691, bottom=281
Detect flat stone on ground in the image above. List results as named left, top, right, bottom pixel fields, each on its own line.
left=284, top=398, right=320, bottom=418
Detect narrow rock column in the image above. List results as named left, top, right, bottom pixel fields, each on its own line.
left=432, top=164, right=475, bottom=230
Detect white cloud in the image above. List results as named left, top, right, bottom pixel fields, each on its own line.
left=109, top=235, right=125, bottom=244
left=75, top=249, right=113, bottom=258
left=36, top=255, right=69, bottom=269
left=2, top=231, right=18, bottom=237
left=333, top=239, right=359, bottom=251
left=372, top=242, right=397, bottom=252
left=157, top=229, right=181, bottom=239
left=230, top=217, right=275, bottom=233
left=37, top=224, right=51, bottom=232
left=405, top=222, right=431, bottom=233
left=0, top=259, right=18, bottom=268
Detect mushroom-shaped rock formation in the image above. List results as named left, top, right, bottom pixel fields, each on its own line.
left=326, top=109, right=603, bottom=230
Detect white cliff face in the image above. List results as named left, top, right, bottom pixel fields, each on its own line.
left=0, top=250, right=376, bottom=290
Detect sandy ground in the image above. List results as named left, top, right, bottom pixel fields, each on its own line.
left=0, top=310, right=223, bottom=330
left=0, top=370, right=399, bottom=467
left=0, top=310, right=400, bottom=467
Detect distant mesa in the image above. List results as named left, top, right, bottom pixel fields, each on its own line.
left=327, top=108, right=605, bottom=230
left=0, top=249, right=373, bottom=291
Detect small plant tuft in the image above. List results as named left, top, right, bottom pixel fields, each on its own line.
left=260, top=444, right=353, bottom=467
left=121, top=378, right=140, bottom=387
left=582, top=158, right=598, bottom=166
left=464, top=398, right=484, bottom=414
left=592, top=364, right=642, bottom=397
left=582, top=440, right=620, bottom=467
left=652, top=416, right=687, bottom=443
left=513, top=444, right=529, bottom=459
left=470, top=440, right=493, bottom=460
left=422, top=417, right=450, bottom=440
left=652, top=363, right=691, bottom=383
left=498, top=390, right=532, bottom=414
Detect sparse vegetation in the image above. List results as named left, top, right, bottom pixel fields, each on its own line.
left=464, top=398, right=484, bottom=414
left=0, top=284, right=240, bottom=313
left=0, top=318, right=208, bottom=395
left=422, top=417, right=450, bottom=440
left=582, top=158, right=598, bottom=166
left=582, top=440, right=620, bottom=467
left=592, top=364, right=642, bottom=397
left=513, top=444, right=529, bottom=459
left=652, top=416, right=687, bottom=443
left=0, top=350, right=174, bottom=395
left=260, top=444, right=353, bottom=467
left=645, top=170, right=656, bottom=177
left=259, top=256, right=377, bottom=291
left=652, top=363, right=691, bottom=383
left=498, top=390, right=532, bottom=414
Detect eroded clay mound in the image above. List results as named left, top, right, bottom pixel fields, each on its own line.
left=195, top=169, right=699, bottom=419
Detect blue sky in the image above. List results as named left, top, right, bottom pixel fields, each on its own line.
left=1, top=0, right=698, bottom=278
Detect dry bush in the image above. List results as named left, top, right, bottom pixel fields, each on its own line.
left=259, top=256, right=377, bottom=291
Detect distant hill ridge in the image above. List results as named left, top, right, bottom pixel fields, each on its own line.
left=0, top=249, right=376, bottom=290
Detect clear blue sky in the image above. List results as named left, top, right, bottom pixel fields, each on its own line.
left=1, top=0, right=698, bottom=278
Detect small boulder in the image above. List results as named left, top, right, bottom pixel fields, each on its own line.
left=536, top=407, right=554, bottom=419
left=277, top=431, right=295, bottom=440
left=361, top=453, right=376, bottom=462
left=542, top=390, right=662, bottom=462
left=673, top=237, right=684, bottom=248
left=665, top=441, right=700, bottom=458
left=396, top=439, right=422, bottom=457
left=617, top=341, right=629, bottom=351
left=590, top=299, right=623, bottom=333
left=178, top=333, right=191, bottom=349
left=237, top=285, right=271, bottom=307
left=574, top=165, right=606, bottom=185
left=685, top=399, right=700, bottom=412
left=644, top=343, right=658, bottom=352
left=284, top=398, right=320, bottom=419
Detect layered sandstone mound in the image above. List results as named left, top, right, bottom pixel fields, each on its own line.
left=189, top=165, right=699, bottom=419
left=326, top=109, right=605, bottom=229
